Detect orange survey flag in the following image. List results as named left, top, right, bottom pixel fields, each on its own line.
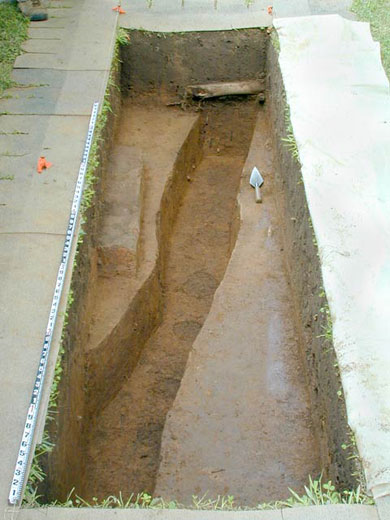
left=112, top=5, right=126, bottom=14
left=37, top=156, right=52, bottom=174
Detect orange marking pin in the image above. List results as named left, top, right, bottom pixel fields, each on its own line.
left=37, top=156, right=52, bottom=174
left=112, top=5, right=126, bottom=13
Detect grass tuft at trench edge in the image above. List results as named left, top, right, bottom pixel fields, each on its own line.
left=23, top=474, right=374, bottom=509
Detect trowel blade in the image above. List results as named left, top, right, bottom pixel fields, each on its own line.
left=250, top=166, right=264, bottom=188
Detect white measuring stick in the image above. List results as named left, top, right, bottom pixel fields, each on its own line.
left=8, top=102, right=99, bottom=506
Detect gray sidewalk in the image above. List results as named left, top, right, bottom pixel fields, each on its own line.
left=6, top=504, right=380, bottom=520
left=0, top=0, right=118, bottom=511
left=119, top=0, right=354, bottom=32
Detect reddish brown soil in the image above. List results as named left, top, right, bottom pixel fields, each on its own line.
left=82, top=99, right=258, bottom=500
left=155, top=109, right=320, bottom=505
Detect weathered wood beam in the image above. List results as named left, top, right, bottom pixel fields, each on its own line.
left=185, top=80, right=264, bottom=99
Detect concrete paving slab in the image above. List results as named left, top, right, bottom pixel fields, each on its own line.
left=0, top=182, right=74, bottom=231
left=10, top=66, right=64, bottom=88
left=273, top=0, right=310, bottom=17
left=27, top=27, right=65, bottom=40
left=15, top=48, right=94, bottom=70
left=120, top=0, right=272, bottom=31
left=273, top=0, right=354, bottom=18
left=10, top=505, right=381, bottom=519
left=376, top=496, right=390, bottom=520
left=28, top=15, right=78, bottom=29
left=0, top=116, right=89, bottom=235
left=3, top=69, right=65, bottom=116
left=48, top=0, right=75, bottom=7
left=57, top=71, right=109, bottom=113
left=308, top=0, right=353, bottom=15
left=282, top=505, right=379, bottom=520
left=0, top=134, right=41, bottom=165
left=12, top=508, right=284, bottom=520
left=19, top=0, right=116, bottom=71
left=46, top=6, right=83, bottom=18
left=22, top=39, right=63, bottom=54
left=0, top=115, right=50, bottom=170
left=0, top=233, right=67, bottom=512
left=1, top=70, right=107, bottom=115
left=72, top=2, right=121, bottom=38
left=63, top=40, right=117, bottom=72
left=119, top=0, right=357, bottom=32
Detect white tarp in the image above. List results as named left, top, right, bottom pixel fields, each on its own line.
left=275, top=14, right=390, bottom=499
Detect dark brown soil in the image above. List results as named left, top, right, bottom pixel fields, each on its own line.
left=121, top=29, right=267, bottom=99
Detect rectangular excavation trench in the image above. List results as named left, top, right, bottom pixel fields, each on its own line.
left=38, top=30, right=363, bottom=508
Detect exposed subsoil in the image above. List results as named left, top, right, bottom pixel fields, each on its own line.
left=48, top=30, right=358, bottom=506
left=154, top=106, right=320, bottom=505
left=82, top=98, right=259, bottom=500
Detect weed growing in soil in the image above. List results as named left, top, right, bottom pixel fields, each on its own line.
left=116, top=27, right=131, bottom=46
left=282, top=104, right=300, bottom=164
left=23, top=474, right=373, bottom=509
left=316, top=288, right=334, bottom=351
left=318, top=302, right=332, bottom=343
left=271, top=29, right=280, bottom=52
left=24, top=290, right=69, bottom=503
left=24, top=431, right=54, bottom=506
left=266, top=475, right=373, bottom=508
left=352, top=0, right=390, bottom=79
left=0, top=3, right=29, bottom=94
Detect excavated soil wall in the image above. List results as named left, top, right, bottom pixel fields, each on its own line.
left=47, top=110, right=203, bottom=500
left=267, top=42, right=363, bottom=490
left=121, top=29, right=267, bottom=97
left=84, top=118, right=203, bottom=424
left=44, top=63, right=122, bottom=499
left=43, top=30, right=363, bottom=504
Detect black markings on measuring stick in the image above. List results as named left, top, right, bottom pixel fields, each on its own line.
left=8, top=102, right=99, bottom=506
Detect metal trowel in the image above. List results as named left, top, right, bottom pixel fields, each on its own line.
left=250, top=166, right=264, bottom=203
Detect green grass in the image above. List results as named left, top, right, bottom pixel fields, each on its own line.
left=269, top=475, right=373, bottom=508
left=352, top=0, right=390, bottom=79
left=271, top=28, right=280, bottom=52
left=23, top=474, right=373, bottom=509
left=282, top=104, right=300, bottom=164
left=0, top=2, right=29, bottom=95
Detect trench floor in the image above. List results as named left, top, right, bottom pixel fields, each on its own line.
left=83, top=99, right=257, bottom=499
left=155, top=110, right=320, bottom=505
left=81, top=98, right=319, bottom=505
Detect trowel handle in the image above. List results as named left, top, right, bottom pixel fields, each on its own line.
left=255, top=184, right=262, bottom=203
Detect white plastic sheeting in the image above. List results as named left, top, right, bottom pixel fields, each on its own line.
left=275, top=14, right=390, bottom=499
